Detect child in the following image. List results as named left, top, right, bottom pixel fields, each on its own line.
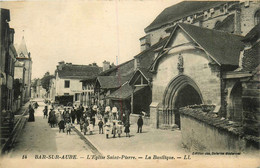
left=83, top=122, right=88, bottom=135
left=66, top=122, right=72, bottom=135
left=98, top=119, right=104, bottom=134
left=89, top=121, right=94, bottom=135
left=104, top=122, right=111, bottom=139
left=43, top=106, right=48, bottom=118
left=112, top=122, right=117, bottom=138
left=117, top=121, right=123, bottom=138
left=58, top=119, right=65, bottom=133
left=124, top=122, right=130, bottom=138
left=79, top=119, right=84, bottom=132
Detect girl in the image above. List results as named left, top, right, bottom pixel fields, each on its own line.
left=124, top=122, right=130, bottom=138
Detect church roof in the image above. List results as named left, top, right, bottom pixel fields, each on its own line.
left=145, top=1, right=231, bottom=33
left=150, top=23, right=244, bottom=71
left=178, top=23, right=244, bottom=65
left=17, top=36, right=29, bottom=58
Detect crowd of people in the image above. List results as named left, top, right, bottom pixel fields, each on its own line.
left=42, top=103, right=144, bottom=139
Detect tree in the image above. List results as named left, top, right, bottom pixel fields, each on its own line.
left=41, top=72, right=54, bottom=93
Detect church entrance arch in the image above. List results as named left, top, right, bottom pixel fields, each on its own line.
left=162, top=75, right=203, bottom=129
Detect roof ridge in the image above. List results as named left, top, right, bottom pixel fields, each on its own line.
left=179, top=23, right=244, bottom=38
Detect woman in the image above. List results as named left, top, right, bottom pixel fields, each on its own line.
left=28, top=105, right=35, bottom=122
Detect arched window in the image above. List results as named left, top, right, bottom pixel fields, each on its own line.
left=254, top=10, right=260, bottom=25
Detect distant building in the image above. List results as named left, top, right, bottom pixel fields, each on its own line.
left=15, top=36, right=32, bottom=103
left=14, top=61, right=25, bottom=110
left=54, top=61, right=101, bottom=105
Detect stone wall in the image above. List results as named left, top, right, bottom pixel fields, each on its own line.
left=240, top=1, right=260, bottom=35
left=129, top=114, right=150, bottom=126
left=180, top=106, right=259, bottom=152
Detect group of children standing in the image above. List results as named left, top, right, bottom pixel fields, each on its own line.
left=43, top=103, right=132, bottom=138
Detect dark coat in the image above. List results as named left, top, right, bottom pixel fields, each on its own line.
left=137, top=118, right=143, bottom=126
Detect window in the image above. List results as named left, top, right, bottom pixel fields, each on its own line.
left=64, top=93, right=69, bottom=96
left=75, top=93, right=80, bottom=101
left=64, top=80, right=70, bottom=88
left=254, top=10, right=260, bottom=25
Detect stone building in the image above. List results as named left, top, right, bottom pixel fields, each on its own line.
left=143, top=1, right=260, bottom=47
left=0, top=8, right=16, bottom=113
left=0, top=8, right=17, bottom=145
left=80, top=60, right=116, bottom=106
left=93, top=59, right=134, bottom=114
left=54, top=61, right=101, bottom=106
left=138, top=1, right=260, bottom=151
left=149, top=23, right=244, bottom=128
left=16, top=36, right=32, bottom=103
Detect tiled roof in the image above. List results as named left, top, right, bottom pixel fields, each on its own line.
left=134, top=36, right=169, bottom=59
left=57, top=64, right=102, bottom=79
left=242, top=43, right=260, bottom=72
left=242, top=23, right=260, bottom=42
left=178, top=23, right=244, bottom=66
left=138, top=68, right=153, bottom=81
left=145, top=1, right=230, bottom=33
left=151, top=23, right=245, bottom=71
left=96, top=76, right=129, bottom=89
left=129, top=68, right=153, bottom=86
left=107, top=83, right=145, bottom=100
left=98, top=59, right=134, bottom=76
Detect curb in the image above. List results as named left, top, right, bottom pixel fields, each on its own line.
left=1, top=104, right=29, bottom=155
left=72, top=126, right=103, bottom=156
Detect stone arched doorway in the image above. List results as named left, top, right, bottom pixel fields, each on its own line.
left=228, top=82, right=243, bottom=122
left=162, top=75, right=203, bottom=129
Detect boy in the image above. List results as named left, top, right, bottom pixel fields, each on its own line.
left=79, top=119, right=84, bottom=132
left=104, top=122, right=111, bottom=139
left=98, top=119, right=104, bottom=134
left=66, top=122, right=72, bottom=135
left=58, top=119, right=65, bottom=133
left=117, top=121, right=123, bottom=138
left=89, top=121, right=94, bottom=135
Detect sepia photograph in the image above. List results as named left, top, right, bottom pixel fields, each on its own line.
left=0, top=0, right=259, bottom=167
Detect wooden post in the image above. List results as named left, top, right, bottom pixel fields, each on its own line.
left=131, top=92, right=134, bottom=114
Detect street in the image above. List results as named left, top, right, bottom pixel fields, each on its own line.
left=7, top=99, right=93, bottom=158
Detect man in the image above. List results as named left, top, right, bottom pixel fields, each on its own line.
left=137, top=116, right=143, bottom=133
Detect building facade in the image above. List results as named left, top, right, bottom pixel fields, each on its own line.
left=55, top=61, right=101, bottom=105
left=0, top=8, right=16, bottom=114
left=143, top=1, right=260, bottom=48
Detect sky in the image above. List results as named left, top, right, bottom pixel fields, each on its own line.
left=1, top=0, right=180, bottom=79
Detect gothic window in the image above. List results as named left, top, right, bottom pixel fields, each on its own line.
left=254, top=10, right=260, bottom=25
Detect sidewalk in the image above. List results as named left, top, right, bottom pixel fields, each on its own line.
left=74, top=120, right=186, bottom=156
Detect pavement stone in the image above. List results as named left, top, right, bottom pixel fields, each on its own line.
left=73, top=119, right=186, bottom=156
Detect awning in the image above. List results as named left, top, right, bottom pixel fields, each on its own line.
left=106, top=83, right=145, bottom=100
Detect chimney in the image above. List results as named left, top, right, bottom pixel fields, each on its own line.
left=92, top=62, right=97, bottom=66
left=140, top=34, right=151, bottom=52
left=103, top=60, right=110, bottom=71
left=58, top=61, right=65, bottom=70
